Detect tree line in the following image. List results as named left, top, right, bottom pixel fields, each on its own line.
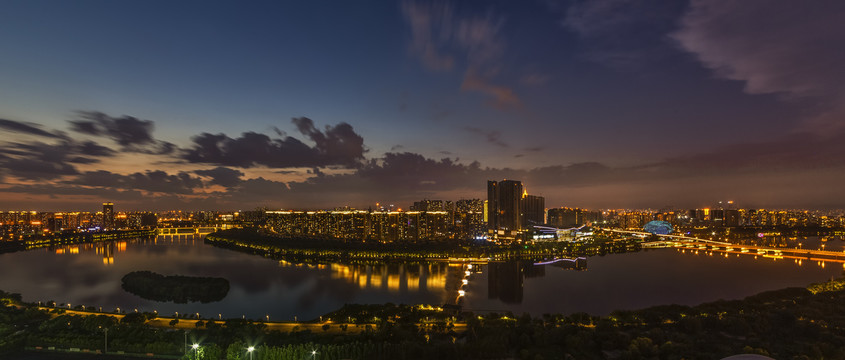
left=3, top=276, right=845, bottom=359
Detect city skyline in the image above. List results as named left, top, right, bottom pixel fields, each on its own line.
left=2, top=1, right=845, bottom=211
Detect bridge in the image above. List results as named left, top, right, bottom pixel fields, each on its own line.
left=601, top=228, right=845, bottom=263
left=156, top=227, right=223, bottom=236
left=666, top=241, right=845, bottom=263
left=600, top=228, right=732, bottom=246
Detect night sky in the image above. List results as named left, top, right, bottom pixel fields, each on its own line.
left=1, top=0, right=844, bottom=211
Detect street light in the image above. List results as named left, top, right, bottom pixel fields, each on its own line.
left=247, top=346, right=255, bottom=360
left=192, top=343, right=200, bottom=360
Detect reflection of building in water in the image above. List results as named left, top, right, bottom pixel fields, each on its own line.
left=54, top=246, right=80, bottom=255
left=488, top=261, right=527, bottom=304
left=299, top=262, right=450, bottom=293
left=487, top=260, right=583, bottom=304
left=100, top=242, right=114, bottom=265
left=95, top=241, right=126, bottom=265
left=52, top=241, right=127, bottom=265
left=276, top=260, right=474, bottom=304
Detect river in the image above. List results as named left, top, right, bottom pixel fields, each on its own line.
left=0, top=235, right=841, bottom=321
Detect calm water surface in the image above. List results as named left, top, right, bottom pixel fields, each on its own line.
left=0, top=236, right=841, bottom=321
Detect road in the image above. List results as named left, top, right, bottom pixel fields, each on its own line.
left=35, top=307, right=466, bottom=334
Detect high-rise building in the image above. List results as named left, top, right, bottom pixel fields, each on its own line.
left=487, top=181, right=499, bottom=231
left=455, top=199, right=485, bottom=239
left=521, top=194, right=545, bottom=226
left=487, top=180, right=523, bottom=240
left=548, top=208, right=580, bottom=228
left=411, top=199, right=445, bottom=212
left=725, top=209, right=740, bottom=227
left=102, top=202, right=115, bottom=230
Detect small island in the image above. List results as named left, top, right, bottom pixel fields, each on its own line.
left=121, top=271, right=229, bottom=303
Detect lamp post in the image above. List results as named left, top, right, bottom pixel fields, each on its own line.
left=247, top=346, right=255, bottom=360
left=103, top=328, right=108, bottom=354
left=192, top=343, right=199, bottom=360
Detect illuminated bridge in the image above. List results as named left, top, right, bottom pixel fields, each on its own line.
left=156, top=226, right=223, bottom=236
left=668, top=242, right=845, bottom=264
left=600, top=228, right=845, bottom=263
left=600, top=228, right=732, bottom=246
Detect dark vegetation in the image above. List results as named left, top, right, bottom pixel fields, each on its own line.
left=121, top=271, right=230, bottom=304
left=3, top=277, right=845, bottom=359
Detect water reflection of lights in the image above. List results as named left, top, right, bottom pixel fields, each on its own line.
left=680, top=245, right=845, bottom=267
left=276, top=261, right=454, bottom=293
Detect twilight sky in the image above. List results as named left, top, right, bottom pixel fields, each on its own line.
left=1, top=0, right=844, bottom=211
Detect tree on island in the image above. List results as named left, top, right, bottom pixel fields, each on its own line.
left=121, top=271, right=229, bottom=303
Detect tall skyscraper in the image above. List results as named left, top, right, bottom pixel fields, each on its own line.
left=487, top=180, right=523, bottom=240
left=102, top=202, right=115, bottom=230
left=487, top=181, right=498, bottom=231
left=521, top=194, right=545, bottom=226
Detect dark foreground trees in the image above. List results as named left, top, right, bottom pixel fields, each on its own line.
left=4, top=278, right=845, bottom=359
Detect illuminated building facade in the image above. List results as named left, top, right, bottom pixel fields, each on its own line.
left=487, top=180, right=523, bottom=240
left=455, top=199, right=485, bottom=239
left=102, top=202, right=115, bottom=231
left=266, top=210, right=454, bottom=242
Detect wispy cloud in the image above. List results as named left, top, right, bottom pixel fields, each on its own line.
left=401, top=1, right=456, bottom=71
left=463, top=126, right=508, bottom=148
left=671, top=0, right=845, bottom=132
left=400, top=0, right=521, bottom=110
left=561, top=0, right=685, bottom=69
left=461, top=68, right=521, bottom=109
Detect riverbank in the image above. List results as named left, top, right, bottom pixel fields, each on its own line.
left=0, top=229, right=156, bottom=254
left=3, top=276, right=845, bottom=359
left=204, top=228, right=640, bottom=263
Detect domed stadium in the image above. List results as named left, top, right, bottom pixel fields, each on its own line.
left=644, top=220, right=673, bottom=235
